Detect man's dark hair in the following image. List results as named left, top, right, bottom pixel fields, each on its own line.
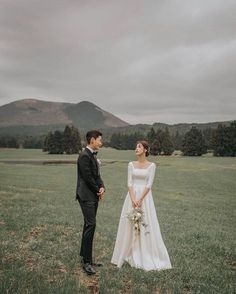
left=86, top=130, right=102, bottom=144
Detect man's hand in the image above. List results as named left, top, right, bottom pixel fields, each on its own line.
left=97, top=187, right=105, bottom=200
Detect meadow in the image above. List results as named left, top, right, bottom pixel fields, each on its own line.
left=0, top=148, right=235, bottom=293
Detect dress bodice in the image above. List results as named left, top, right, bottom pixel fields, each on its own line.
left=128, top=162, right=156, bottom=189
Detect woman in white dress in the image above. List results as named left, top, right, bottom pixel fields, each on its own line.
left=111, top=141, right=172, bottom=271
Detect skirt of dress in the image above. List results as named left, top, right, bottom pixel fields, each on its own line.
left=111, top=187, right=172, bottom=271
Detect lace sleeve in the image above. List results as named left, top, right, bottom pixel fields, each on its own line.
left=146, top=163, right=156, bottom=189
left=127, top=162, right=133, bottom=187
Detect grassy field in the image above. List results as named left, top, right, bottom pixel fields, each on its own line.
left=0, top=148, right=235, bottom=293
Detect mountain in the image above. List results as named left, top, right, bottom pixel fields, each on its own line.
left=0, top=99, right=129, bottom=135
left=0, top=99, right=71, bottom=127
left=0, top=98, right=234, bottom=136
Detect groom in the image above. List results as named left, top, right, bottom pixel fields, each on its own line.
left=76, top=130, right=105, bottom=275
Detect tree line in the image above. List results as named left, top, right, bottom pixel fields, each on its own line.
left=0, top=125, right=82, bottom=154
left=0, top=135, right=44, bottom=149
left=0, top=121, right=235, bottom=156
left=109, top=121, right=236, bottom=156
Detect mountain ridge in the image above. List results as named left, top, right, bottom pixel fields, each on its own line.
left=0, top=98, right=129, bottom=130
left=0, top=98, right=234, bottom=136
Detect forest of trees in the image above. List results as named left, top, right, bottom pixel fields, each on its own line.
left=109, top=132, right=144, bottom=150
left=0, top=135, right=45, bottom=149
left=108, top=121, right=236, bottom=157
left=0, top=121, right=235, bottom=157
left=43, top=125, right=82, bottom=154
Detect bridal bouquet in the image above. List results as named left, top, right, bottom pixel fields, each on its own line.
left=127, top=207, right=149, bottom=235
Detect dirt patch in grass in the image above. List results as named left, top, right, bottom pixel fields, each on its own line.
left=74, top=266, right=100, bottom=294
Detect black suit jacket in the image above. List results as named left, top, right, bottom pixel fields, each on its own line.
left=76, top=148, right=105, bottom=202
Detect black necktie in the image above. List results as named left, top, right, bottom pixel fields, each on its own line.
left=92, top=151, right=98, bottom=156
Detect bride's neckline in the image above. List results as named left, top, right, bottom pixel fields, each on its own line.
left=131, top=161, right=153, bottom=170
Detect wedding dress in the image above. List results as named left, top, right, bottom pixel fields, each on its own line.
left=111, top=162, right=172, bottom=271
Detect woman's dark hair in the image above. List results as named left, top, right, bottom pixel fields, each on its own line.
left=86, top=130, right=102, bottom=144
left=136, top=140, right=150, bottom=157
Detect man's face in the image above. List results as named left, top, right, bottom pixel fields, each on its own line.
left=91, top=136, right=102, bottom=150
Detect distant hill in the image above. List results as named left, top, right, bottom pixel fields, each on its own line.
left=0, top=98, right=234, bottom=136
left=0, top=99, right=129, bottom=135
left=110, top=121, right=234, bottom=136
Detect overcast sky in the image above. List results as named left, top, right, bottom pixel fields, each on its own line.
left=0, top=0, right=235, bottom=124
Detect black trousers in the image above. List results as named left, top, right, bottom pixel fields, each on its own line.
left=78, top=199, right=98, bottom=263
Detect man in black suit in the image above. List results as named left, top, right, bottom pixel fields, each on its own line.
left=76, top=130, right=105, bottom=275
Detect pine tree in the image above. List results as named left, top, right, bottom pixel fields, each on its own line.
left=43, top=134, right=49, bottom=152
left=203, top=127, right=214, bottom=150
left=52, top=130, right=64, bottom=154
left=47, top=132, right=54, bottom=153
left=182, top=127, right=207, bottom=156
left=213, top=121, right=236, bottom=156
left=63, top=125, right=82, bottom=154
left=173, top=131, right=183, bottom=150
left=110, top=133, right=122, bottom=149
left=228, top=121, right=236, bottom=156
left=150, top=139, right=161, bottom=155
left=162, top=127, right=174, bottom=155
left=147, top=127, right=156, bottom=143
left=44, top=130, right=63, bottom=154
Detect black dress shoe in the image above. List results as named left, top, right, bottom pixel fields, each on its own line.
left=83, top=263, right=96, bottom=275
left=91, top=261, right=103, bottom=267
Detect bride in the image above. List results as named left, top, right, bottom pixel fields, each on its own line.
left=111, top=141, right=172, bottom=271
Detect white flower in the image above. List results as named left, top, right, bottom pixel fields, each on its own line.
left=126, top=207, right=148, bottom=235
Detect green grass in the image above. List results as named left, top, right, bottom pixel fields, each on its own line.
left=0, top=149, right=235, bottom=293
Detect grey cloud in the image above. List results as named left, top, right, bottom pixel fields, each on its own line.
left=0, top=0, right=235, bottom=124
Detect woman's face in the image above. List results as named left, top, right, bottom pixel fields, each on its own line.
left=135, top=143, right=146, bottom=156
